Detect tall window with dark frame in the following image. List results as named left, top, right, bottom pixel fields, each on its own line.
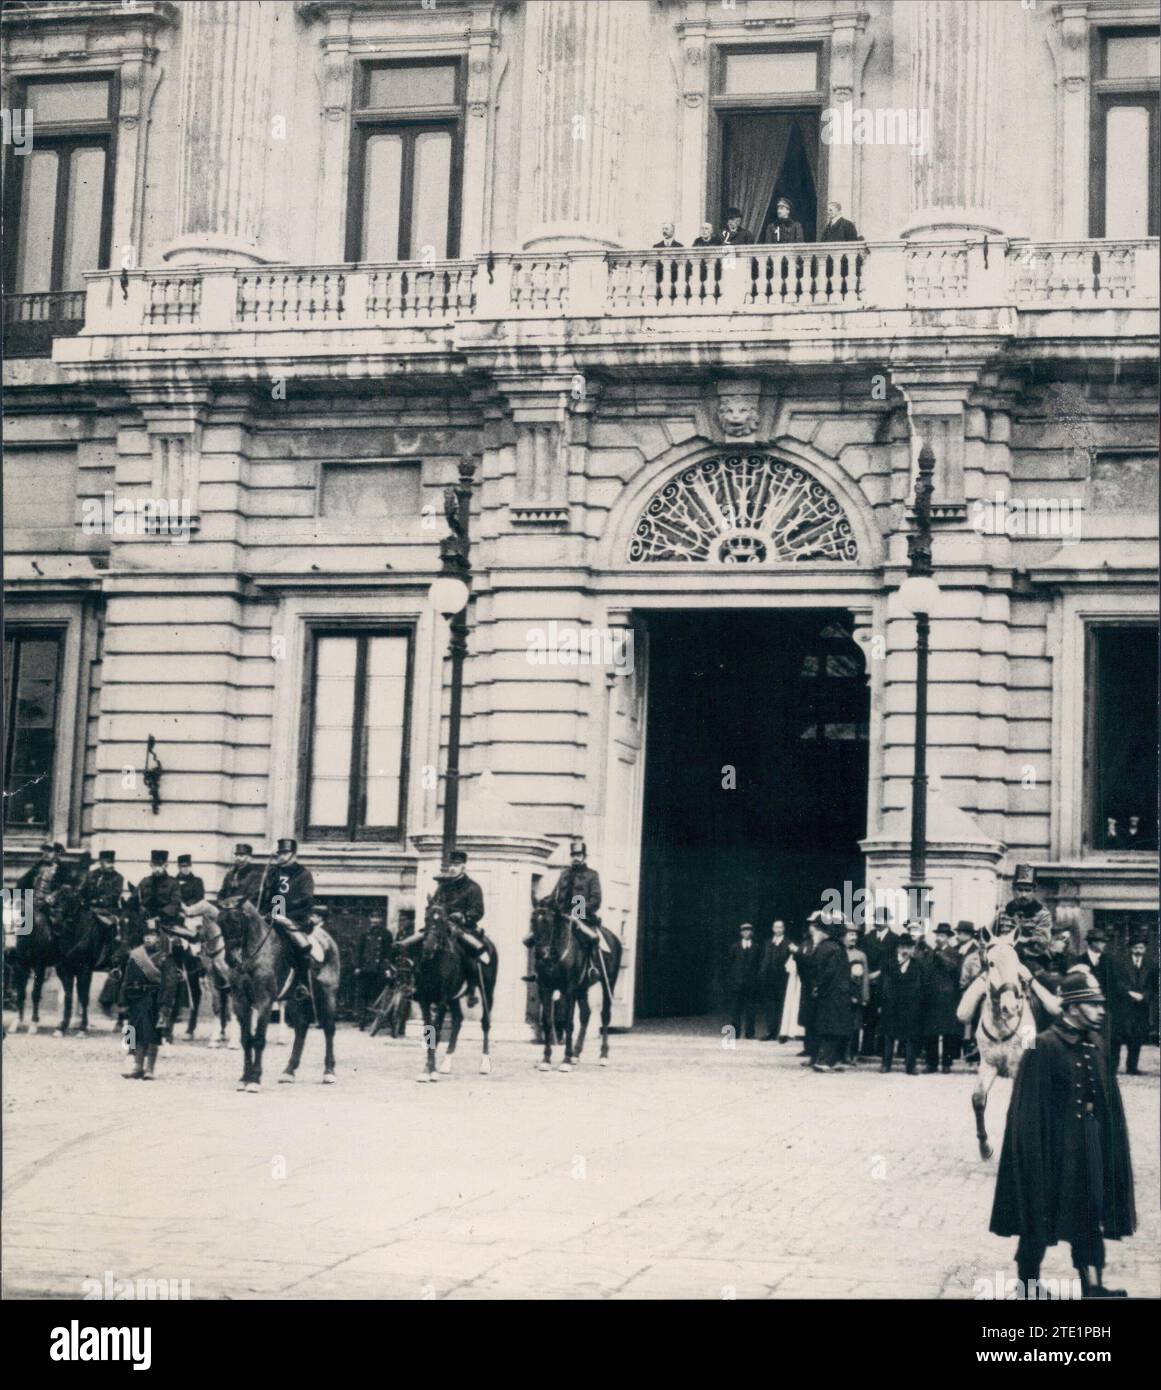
left=1090, top=27, right=1159, bottom=238
left=709, top=44, right=826, bottom=242
left=1088, top=624, right=1158, bottom=853
left=346, top=59, right=463, bottom=262
left=3, top=629, right=62, bottom=830
left=2, top=74, right=117, bottom=356
left=300, top=629, right=413, bottom=842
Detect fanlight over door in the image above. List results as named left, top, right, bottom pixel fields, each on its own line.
left=628, top=454, right=858, bottom=565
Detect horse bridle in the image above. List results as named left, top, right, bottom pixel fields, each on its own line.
left=982, top=947, right=1029, bottom=1043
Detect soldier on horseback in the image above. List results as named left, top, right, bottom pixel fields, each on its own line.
left=218, top=842, right=262, bottom=909
left=1003, top=863, right=1054, bottom=965
left=260, top=838, right=321, bottom=1004
left=430, top=849, right=488, bottom=1006
left=16, top=841, right=67, bottom=915
left=79, top=849, right=124, bottom=970
left=526, top=839, right=608, bottom=967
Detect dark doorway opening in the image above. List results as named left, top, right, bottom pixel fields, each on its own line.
left=720, top=110, right=820, bottom=241
left=635, top=609, right=869, bottom=1020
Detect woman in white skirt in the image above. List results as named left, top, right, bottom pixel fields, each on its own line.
left=778, top=942, right=804, bottom=1041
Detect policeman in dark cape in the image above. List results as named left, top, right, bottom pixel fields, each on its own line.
left=989, top=968, right=1136, bottom=1298
left=119, top=926, right=176, bottom=1080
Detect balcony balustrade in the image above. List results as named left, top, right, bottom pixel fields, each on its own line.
left=4, top=290, right=86, bottom=358
left=43, top=237, right=1159, bottom=366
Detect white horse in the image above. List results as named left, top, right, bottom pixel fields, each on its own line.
left=957, top=925, right=1060, bottom=1159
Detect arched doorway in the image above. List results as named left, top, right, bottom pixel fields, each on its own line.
left=635, top=608, right=870, bottom=1020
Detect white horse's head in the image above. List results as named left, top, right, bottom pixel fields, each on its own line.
left=982, top=931, right=1026, bottom=1032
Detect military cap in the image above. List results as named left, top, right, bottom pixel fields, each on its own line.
left=309, top=903, right=329, bottom=919
left=98, top=849, right=116, bottom=863
left=150, top=849, right=168, bottom=865
left=276, top=837, right=297, bottom=854
left=1058, top=968, right=1104, bottom=1006
left=739, top=922, right=755, bottom=934
left=234, top=843, right=253, bottom=856
left=569, top=838, right=587, bottom=855
left=177, top=854, right=192, bottom=867
left=1012, top=862, right=1036, bottom=887
left=448, top=849, right=468, bottom=864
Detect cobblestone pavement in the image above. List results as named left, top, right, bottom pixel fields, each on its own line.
left=3, top=1018, right=1158, bottom=1300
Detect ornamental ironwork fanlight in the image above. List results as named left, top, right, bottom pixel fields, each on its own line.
left=628, top=454, right=858, bottom=564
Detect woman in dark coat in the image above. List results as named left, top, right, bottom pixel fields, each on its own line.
left=809, top=916, right=853, bottom=1071
left=990, top=971, right=1136, bottom=1297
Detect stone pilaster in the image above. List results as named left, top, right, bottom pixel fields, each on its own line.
left=901, top=0, right=1014, bottom=238
left=164, top=0, right=285, bottom=265
left=517, top=0, right=651, bottom=249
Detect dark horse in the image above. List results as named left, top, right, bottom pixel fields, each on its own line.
left=528, top=902, right=622, bottom=1072
left=8, top=891, right=59, bottom=1032
left=51, top=884, right=107, bottom=1036
left=213, top=900, right=339, bottom=1091
left=403, top=902, right=497, bottom=1081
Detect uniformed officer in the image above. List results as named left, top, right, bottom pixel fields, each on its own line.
left=175, top=854, right=205, bottom=908
left=135, top=851, right=186, bottom=1039
left=1004, top=863, right=1054, bottom=963
left=430, top=849, right=488, bottom=1006
left=119, top=926, right=174, bottom=1081
left=355, top=908, right=393, bottom=1029
left=136, top=850, right=183, bottom=930
left=218, top=842, right=261, bottom=908
left=16, top=842, right=67, bottom=932
left=990, top=969, right=1135, bottom=1298
left=527, top=839, right=608, bottom=966
left=260, top=838, right=318, bottom=999
left=80, top=849, right=125, bottom=969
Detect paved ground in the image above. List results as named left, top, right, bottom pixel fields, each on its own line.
left=3, top=1014, right=1158, bottom=1300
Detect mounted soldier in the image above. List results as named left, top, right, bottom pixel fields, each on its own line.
left=16, top=841, right=68, bottom=933
left=218, top=842, right=262, bottom=909
left=1003, top=862, right=1053, bottom=965
left=79, top=849, right=124, bottom=969
left=429, top=849, right=489, bottom=1007
left=528, top=839, right=609, bottom=967
left=259, top=838, right=321, bottom=1003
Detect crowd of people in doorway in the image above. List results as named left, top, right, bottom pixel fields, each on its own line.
left=724, top=866, right=1157, bottom=1077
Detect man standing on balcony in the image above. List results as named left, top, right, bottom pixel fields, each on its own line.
left=821, top=200, right=860, bottom=242
left=692, top=222, right=717, bottom=247
left=765, top=197, right=804, bottom=244
left=717, top=208, right=753, bottom=246
left=653, top=223, right=683, bottom=248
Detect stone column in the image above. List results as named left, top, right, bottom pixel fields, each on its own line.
left=901, top=0, right=1013, bottom=238
left=164, top=0, right=284, bottom=266
left=517, top=0, right=651, bottom=249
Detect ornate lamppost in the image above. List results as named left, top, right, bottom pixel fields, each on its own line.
left=429, top=457, right=477, bottom=874
left=898, top=442, right=940, bottom=926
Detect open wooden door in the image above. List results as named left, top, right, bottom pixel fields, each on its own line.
left=599, top=622, right=648, bottom=1028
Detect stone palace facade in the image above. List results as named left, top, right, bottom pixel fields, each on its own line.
left=3, top=0, right=1158, bottom=1028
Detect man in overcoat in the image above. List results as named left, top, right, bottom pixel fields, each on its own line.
left=809, top=913, right=853, bottom=1072
left=761, top=919, right=792, bottom=1040
left=860, top=905, right=896, bottom=1056
left=724, top=922, right=763, bottom=1040
left=925, top=922, right=964, bottom=1072
left=119, top=927, right=176, bottom=1080
left=880, top=934, right=928, bottom=1073
left=1113, top=934, right=1156, bottom=1075
left=843, top=922, right=869, bottom=1063
left=989, top=969, right=1136, bottom=1298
